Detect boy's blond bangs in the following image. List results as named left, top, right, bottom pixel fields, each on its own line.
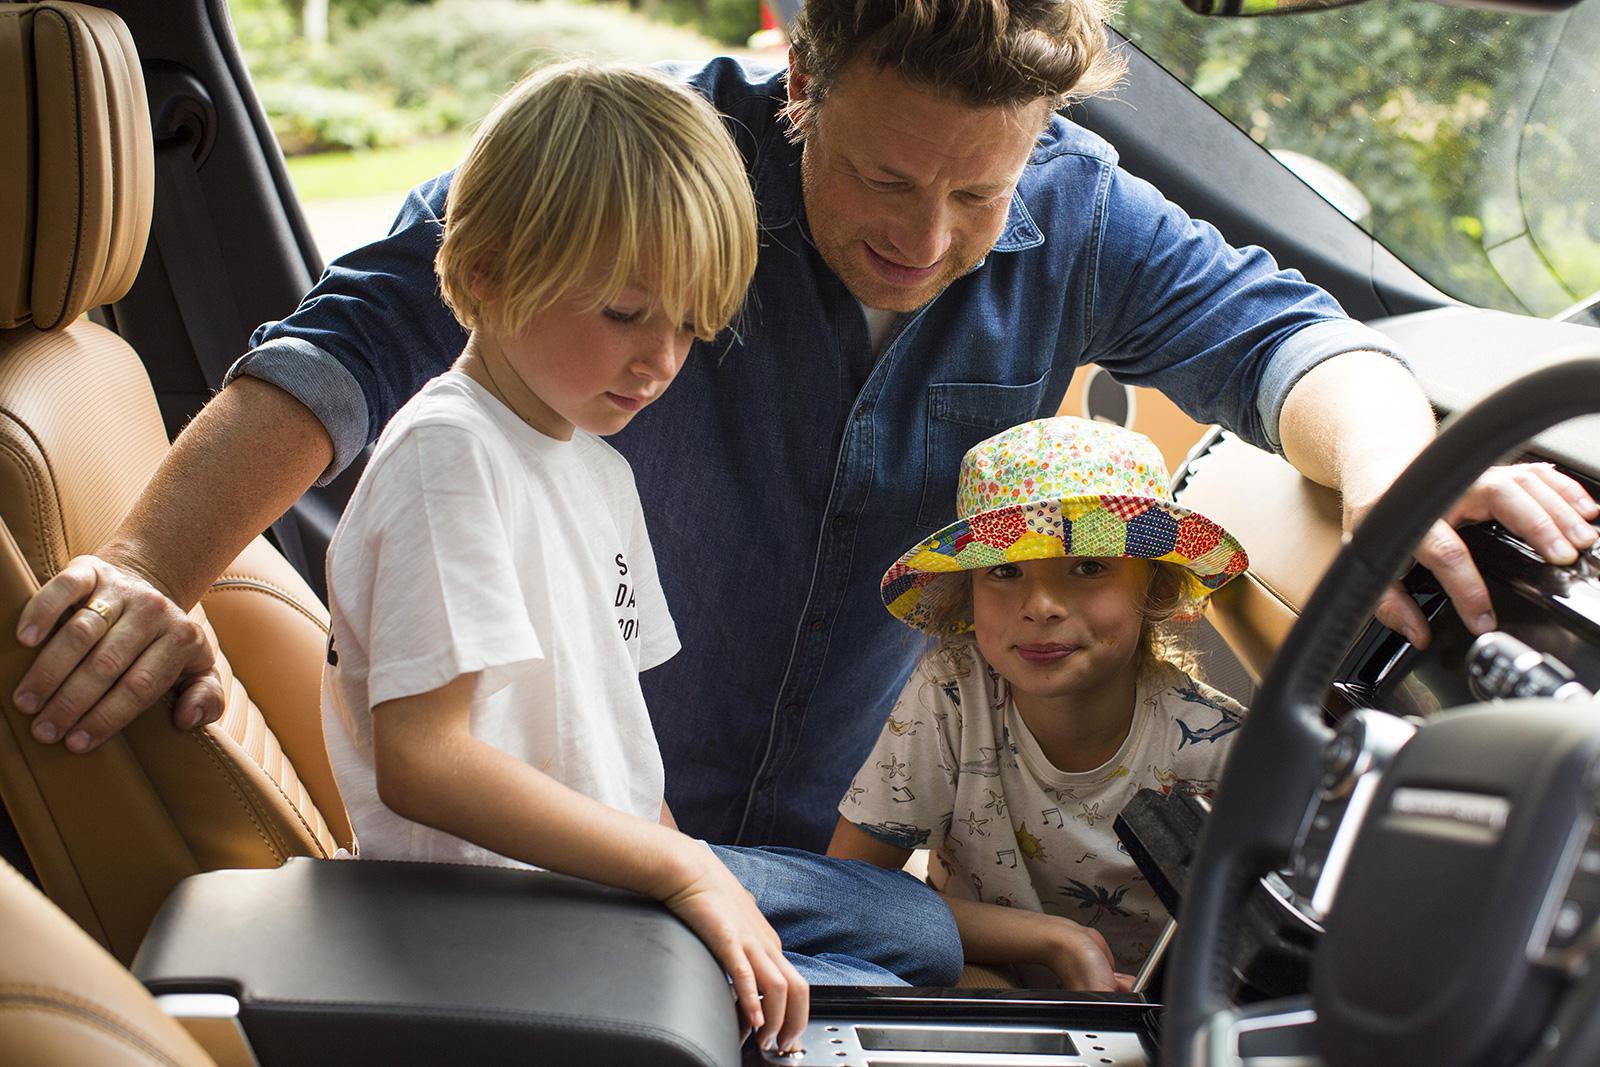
left=437, top=61, right=756, bottom=339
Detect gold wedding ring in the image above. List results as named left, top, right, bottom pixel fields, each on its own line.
left=82, top=597, right=116, bottom=626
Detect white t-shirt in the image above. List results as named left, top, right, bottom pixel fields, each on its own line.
left=322, top=371, right=679, bottom=868
left=840, top=636, right=1244, bottom=975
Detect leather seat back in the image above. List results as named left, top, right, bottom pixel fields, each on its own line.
left=0, top=857, right=215, bottom=1067
left=0, top=1, right=352, bottom=964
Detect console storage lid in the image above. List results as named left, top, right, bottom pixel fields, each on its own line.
left=131, top=857, right=740, bottom=1067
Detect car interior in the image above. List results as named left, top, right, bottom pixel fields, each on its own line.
left=2, top=0, right=1599, bottom=1065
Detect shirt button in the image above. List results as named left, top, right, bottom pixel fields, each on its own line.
left=808, top=615, right=826, bottom=632
left=831, top=514, right=850, bottom=533
left=784, top=702, right=802, bottom=719
left=854, top=404, right=872, bottom=421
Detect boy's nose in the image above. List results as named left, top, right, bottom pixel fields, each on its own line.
left=635, top=330, right=690, bottom=381
left=1021, top=584, right=1067, bottom=622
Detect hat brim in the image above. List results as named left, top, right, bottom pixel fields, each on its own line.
left=880, top=494, right=1249, bottom=635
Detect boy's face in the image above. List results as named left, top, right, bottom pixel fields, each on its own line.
left=969, top=556, right=1149, bottom=717
left=791, top=56, right=1049, bottom=314
left=476, top=285, right=692, bottom=439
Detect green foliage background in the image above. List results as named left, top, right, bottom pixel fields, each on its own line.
left=1114, top=0, right=1600, bottom=316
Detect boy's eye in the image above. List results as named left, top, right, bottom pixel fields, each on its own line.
left=986, top=563, right=1022, bottom=580
left=1072, top=559, right=1108, bottom=577
left=603, top=307, right=642, bottom=324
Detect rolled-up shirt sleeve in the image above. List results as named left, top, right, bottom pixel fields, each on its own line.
left=226, top=172, right=468, bottom=484
left=1084, top=166, right=1410, bottom=454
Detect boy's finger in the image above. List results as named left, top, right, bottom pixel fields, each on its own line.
left=775, top=954, right=809, bottom=1053
left=751, top=951, right=790, bottom=1051
left=725, top=953, right=764, bottom=1036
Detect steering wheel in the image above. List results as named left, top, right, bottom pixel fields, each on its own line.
left=1162, top=356, right=1600, bottom=1067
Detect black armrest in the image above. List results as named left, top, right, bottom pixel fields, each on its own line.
left=131, top=857, right=739, bottom=1067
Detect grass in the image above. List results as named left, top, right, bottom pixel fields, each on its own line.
left=283, top=134, right=470, bottom=202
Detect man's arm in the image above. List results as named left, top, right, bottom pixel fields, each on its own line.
left=1278, top=351, right=1599, bottom=647
left=11, top=378, right=331, bottom=751
left=12, top=174, right=464, bottom=752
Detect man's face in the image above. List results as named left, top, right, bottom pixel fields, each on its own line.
left=793, top=56, right=1051, bottom=313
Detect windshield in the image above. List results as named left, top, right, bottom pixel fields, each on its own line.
left=1112, top=0, right=1600, bottom=324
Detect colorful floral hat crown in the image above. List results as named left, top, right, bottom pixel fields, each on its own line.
left=881, top=416, right=1249, bottom=634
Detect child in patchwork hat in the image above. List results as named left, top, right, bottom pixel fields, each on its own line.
left=829, top=416, right=1250, bottom=989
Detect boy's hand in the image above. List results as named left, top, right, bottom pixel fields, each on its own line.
left=1039, top=916, right=1132, bottom=992
left=662, top=849, right=810, bottom=1054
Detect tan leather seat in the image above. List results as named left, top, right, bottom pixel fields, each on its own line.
left=0, top=1, right=352, bottom=964
left=0, top=856, right=216, bottom=1066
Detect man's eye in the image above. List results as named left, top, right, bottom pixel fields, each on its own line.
left=863, top=177, right=904, bottom=192
left=959, top=191, right=1002, bottom=207
left=603, top=307, right=642, bottom=324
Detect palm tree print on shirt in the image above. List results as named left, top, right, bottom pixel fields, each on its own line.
left=1060, top=879, right=1133, bottom=927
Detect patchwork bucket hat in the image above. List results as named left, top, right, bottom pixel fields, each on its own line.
left=881, top=417, right=1249, bottom=635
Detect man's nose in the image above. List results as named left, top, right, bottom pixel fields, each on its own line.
left=884, top=197, right=952, bottom=268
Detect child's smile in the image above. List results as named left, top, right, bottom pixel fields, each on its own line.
left=970, top=556, right=1149, bottom=763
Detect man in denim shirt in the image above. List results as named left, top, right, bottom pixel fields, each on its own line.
left=17, top=0, right=1597, bottom=850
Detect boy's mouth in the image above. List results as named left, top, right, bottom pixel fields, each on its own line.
left=605, top=392, right=651, bottom=412
left=1014, top=643, right=1076, bottom=665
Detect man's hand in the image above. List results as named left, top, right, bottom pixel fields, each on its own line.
left=663, top=849, right=810, bottom=1054
left=12, top=554, right=224, bottom=752
left=1348, top=463, right=1599, bottom=648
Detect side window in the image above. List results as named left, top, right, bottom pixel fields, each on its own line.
left=1111, top=0, right=1600, bottom=323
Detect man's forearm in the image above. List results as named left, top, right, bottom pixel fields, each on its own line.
left=1276, top=350, right=1435, bottom=517
left=107, top=376, right=335, bottom=609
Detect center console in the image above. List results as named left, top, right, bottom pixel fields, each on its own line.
left=134, top=858, right=1160, bottom=1067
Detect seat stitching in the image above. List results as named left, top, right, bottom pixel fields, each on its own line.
left=183, top=730, right=285, bottom=863
left=208, top=575, right=328, bottom=632
left=0, top=988, right=190, bottom=1067
left=0, top=418, right=68, bottom=576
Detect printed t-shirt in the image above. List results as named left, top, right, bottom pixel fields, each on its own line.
left=840, top=636, right=1244, bottom=975
left=322, top=371, right=679, bottom=867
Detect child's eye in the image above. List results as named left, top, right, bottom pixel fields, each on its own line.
left=603, top=307, right=642, bottom=324
left=986, top=563, right=1022, bottom=580
left=1072, top=559, right=1108, bottom=577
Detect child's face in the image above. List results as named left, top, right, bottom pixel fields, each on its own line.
left=477, top=285, right=693, bottom=439
left=969, top=556, right=1149, bottom=713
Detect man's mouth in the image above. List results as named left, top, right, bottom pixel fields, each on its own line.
left=1014, top=643, right=1077, bottom=665
left=863, top=242, right=941, bottom=286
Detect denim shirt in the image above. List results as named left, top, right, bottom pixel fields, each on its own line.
left=235, top=58, right=1404, bottom=850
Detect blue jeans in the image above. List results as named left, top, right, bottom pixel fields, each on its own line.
left=711, top=845, right=962, bottom=986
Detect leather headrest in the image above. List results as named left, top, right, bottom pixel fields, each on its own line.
left=0, top=3, right=153, bottom=330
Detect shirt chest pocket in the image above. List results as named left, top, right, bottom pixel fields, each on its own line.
left=916, top=370, right=1053, bottom=530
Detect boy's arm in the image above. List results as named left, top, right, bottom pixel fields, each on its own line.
left=828, top=817, right=1129, bottom=991
left=827, top=814, right=913, bottom=870
left=374, top=673, right=807, bottom=1052
left=939, top=895, right=1130, bottom=992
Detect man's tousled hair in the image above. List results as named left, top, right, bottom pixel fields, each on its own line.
left=785, top=0, right=1126, bottom=136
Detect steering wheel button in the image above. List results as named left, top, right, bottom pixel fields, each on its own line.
left=1548, top=900, right=1585, bottom=949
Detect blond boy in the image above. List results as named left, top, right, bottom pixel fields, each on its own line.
left=320, top=62, right=960, bottom=1055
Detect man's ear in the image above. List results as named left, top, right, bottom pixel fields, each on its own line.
left=786, top=46, right=809, bottom=107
